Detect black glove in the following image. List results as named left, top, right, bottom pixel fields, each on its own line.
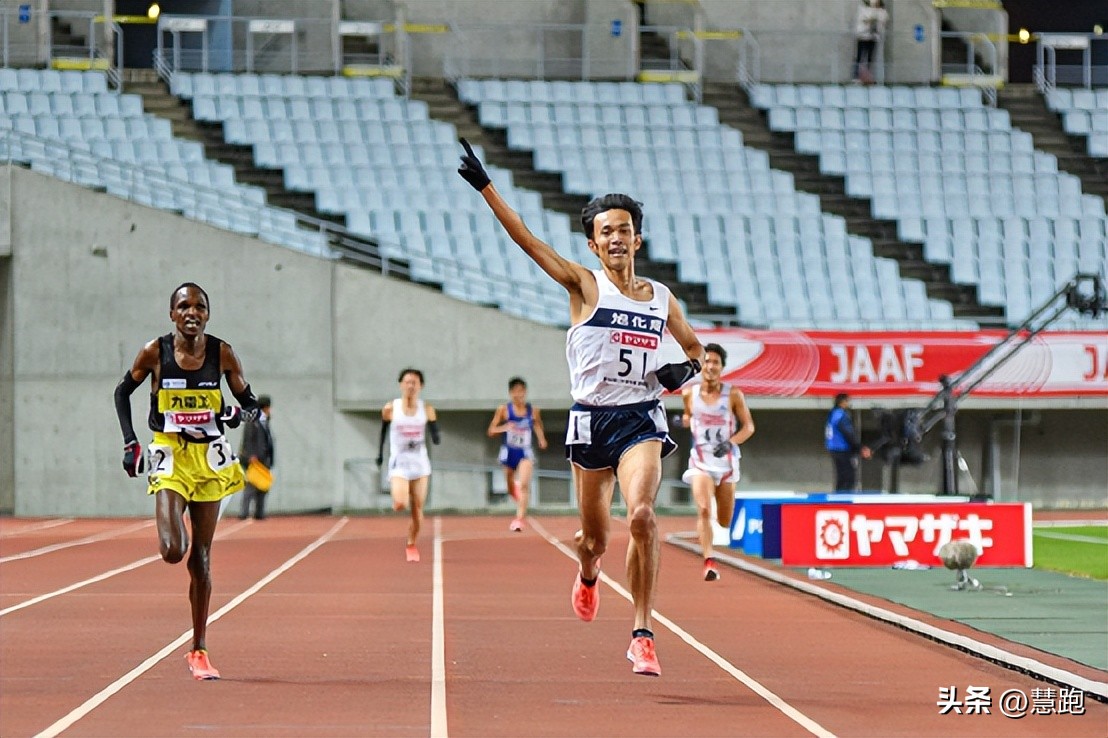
left=655, top=359, right=701, bottom=392
left=457, top=138, right=491, bottom=191
left=123, top=440, right=145, bottom=477
left=220, top=405, right=259, bottom=429
left=712, top=440, right=731, bottom=458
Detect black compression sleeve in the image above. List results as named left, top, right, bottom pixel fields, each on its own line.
left=378, top=420, right=390, bottom=460
left=114, top=372, right=142, bottom=444
left=231, top=382, right=258, bottom=411
left=429, top=420, right=441, bottom=445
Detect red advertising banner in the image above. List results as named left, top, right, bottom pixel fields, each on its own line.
left=669, top=330, right=1108, bottom=398
left=780, top=503, right=1032, bottom=567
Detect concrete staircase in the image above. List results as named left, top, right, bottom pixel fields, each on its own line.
left=409, top=77, right=738, bottom=320
left=996, top=84, right=1108, bottom=204
left=702, top=80, right=1007, bottom=326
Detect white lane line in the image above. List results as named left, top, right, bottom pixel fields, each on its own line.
left=32, top=517, right=349, bottom=738
left=529, top=519, right=835, bottom=738
left=1034, top=519, right=1108, bottom=528
left=0, top=519, right=252, bottom=618
left=0, top=518, right=76, bottom=537
left=666, top=532, right=1108, bottom=700
left=431, top=517, right=448, bottom=738
left=1033, top=531, right=1108, bottom=544
left=0, top=520, right=155, bottom=563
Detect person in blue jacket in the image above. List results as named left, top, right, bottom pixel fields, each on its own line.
left=825, top=393, right=871, bottom=491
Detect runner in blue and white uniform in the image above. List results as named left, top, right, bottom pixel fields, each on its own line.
left=680, top=343, right=755, bottom=582
left=458, top=140, right=705, bottom=678
left=487, top=377, right=548, bottom=532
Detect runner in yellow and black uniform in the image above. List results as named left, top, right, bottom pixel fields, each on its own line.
left=146, top=332, right=244, bottom=501
left=114, top=282, right=260, bottom=681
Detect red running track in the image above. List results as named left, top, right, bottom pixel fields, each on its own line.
left=1, top=515, right=1105, bottom=737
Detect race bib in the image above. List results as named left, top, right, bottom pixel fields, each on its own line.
left=206, top=436, right=236, bottom=472
left=565, top=410, right=592, bottom=446
left=147, top=444, right=174, bottom=478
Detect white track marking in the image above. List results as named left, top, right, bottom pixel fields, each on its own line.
left=1033, top=531, right=1107, bottom=544
left=0, top=519, right=75, bottom=536
left=528, top=519, right=836, bottom=738
left=32, top=517, right=349, bottom=738
left=0, top=521, right=155, bottom=563
left=1033, top=519, right=1107, bottom=528
left=0, top=519, right=252, bottom=618
left=666, top=532, right=1108, bottom=700
left=431, top=517, right=448, bottom=738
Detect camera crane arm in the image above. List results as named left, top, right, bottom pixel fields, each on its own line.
left=909, top=273, right=1105, bottom=495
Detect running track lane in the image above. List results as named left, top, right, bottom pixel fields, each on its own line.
left=2, top=515, right=1106, bottom=737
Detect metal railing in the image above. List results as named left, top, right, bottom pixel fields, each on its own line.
left=342, top=458, right=695, bottom=513
left=0, top=125, right=565, bottom=326
left=0, top=7, right=123, bottom=90
left=1033, top=32, right=1108, bottom=93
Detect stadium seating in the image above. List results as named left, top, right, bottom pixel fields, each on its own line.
left=0, top=69, right=330, bottom=257
left=750, top=83, right=1108, bottom=327
left=459, top=78, right=973, bottom=330
left=1045, top=87, right=1108, bottom=158
left=175, top=71, right=573, bottom=326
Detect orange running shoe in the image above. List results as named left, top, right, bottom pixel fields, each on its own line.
left=571, top=571, right=599, bottom=622
left=509, top=518, right=524, bottom=532
left=703, top=559, right=720, bottom=581
left=185, top=649, right=221, bottom=680
left=626, top=636, right=661, bottom=677
left=405, top=545, right=420, bottom=563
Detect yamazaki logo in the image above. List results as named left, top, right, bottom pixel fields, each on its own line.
left=611, top=332, right=659, bottom=350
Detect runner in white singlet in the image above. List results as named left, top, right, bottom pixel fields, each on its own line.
left=680, top=343, right=755, bottom=581
left=377, top=368, right=439, bottom=563
left=459, top=141, right=705, bottom=678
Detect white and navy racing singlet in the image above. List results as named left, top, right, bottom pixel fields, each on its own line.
left=566, top=270, right=671, bottom=407
left=388, top=399, right=431, bottom=480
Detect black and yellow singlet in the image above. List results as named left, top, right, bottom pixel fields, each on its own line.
left=148, top=333, right=225, bottom=441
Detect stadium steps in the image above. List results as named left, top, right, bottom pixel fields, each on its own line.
left=996, top=84, right=1108, bottom=202
left=703, top=81, right=1005, bottom=325
left=413, top=77, right=737, bottom=320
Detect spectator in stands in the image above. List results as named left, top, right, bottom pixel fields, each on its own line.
left=853, top=0, right=889, bottom=84
left=238, top=394, right=274, bottom=521
left=487, top=377, right=548, bottom=532
left=377, top=368, right=440, bottom=563
left=680, top=343, right=755, bottom=582
left=825, top=393, right=872, bottom=491
left=113, top=282, right=260, bottom=680
left=458, top=140, right=706, bottom=678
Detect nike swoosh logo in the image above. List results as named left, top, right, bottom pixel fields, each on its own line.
left=649, top=306, right=659, bottom=311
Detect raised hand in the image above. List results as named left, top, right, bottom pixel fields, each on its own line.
left=457, top=138, right=491, bottom=191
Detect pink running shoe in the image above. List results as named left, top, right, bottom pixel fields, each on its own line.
left=626, top=636, right=661, bottom=677
left=703, top=559, right=720, bottom=581
left=571, top=571, right=599, bottom=621
left=405, top=545, right=420, bottom=563
left=509, top=518, right=524, bottom=532
left=185, top=649, right=221, bottom=680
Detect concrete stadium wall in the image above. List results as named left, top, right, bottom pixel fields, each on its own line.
left=3, top=166, right=1105, bottom=516
left=678, top=0, right=937, bottom=84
